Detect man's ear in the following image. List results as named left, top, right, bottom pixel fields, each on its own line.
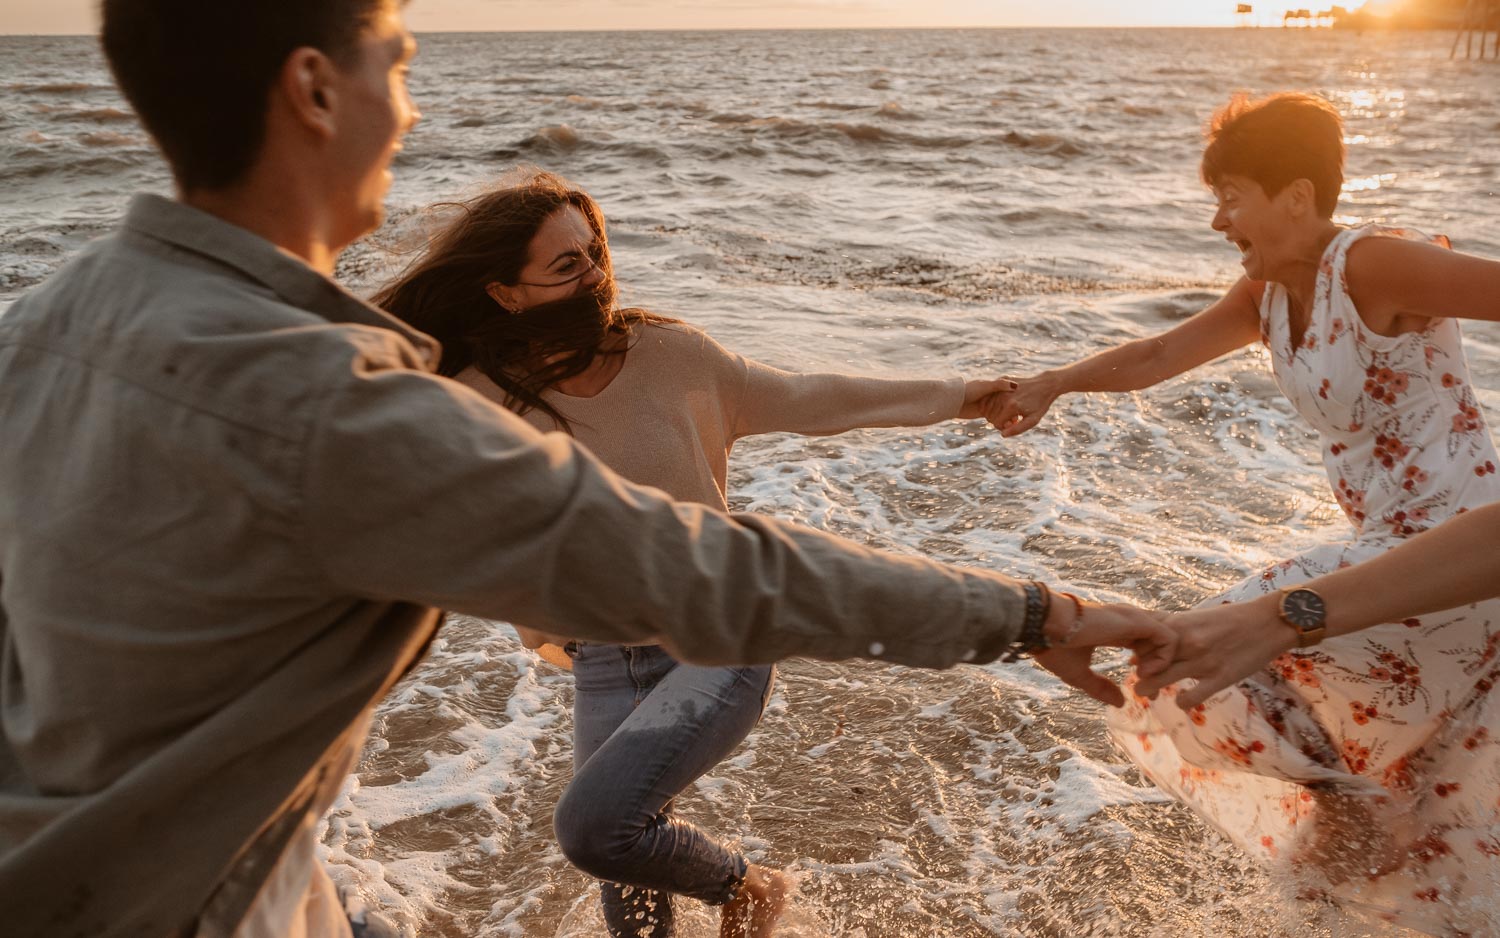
left=485, top=281, right=519, bottom=312
left=277, top=47, right=340, bottom=140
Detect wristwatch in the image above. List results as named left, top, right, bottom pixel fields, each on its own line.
left=1277, top=587, right=1328, bottom=648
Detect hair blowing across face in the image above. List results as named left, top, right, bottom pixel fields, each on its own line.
left=1200, top=92, right=1346, bottom=219
left=100, top=0, right=390, bottom=192
left=373, top=170, right=674, bottom=432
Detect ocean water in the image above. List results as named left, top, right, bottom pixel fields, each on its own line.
left=4, top=26, right=1499, bottom=938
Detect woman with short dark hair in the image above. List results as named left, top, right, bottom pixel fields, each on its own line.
left=998, top=92, right=1500, bottom=934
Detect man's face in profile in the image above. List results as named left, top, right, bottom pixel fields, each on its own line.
left=323, top=3, right=421, bottom=245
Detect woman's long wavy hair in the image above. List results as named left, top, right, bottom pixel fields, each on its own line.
left=373, top=170, right=674, bottom=431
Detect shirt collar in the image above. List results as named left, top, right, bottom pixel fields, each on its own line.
left=122, top=194, right=440, bottom=371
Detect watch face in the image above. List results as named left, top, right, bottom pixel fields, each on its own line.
left=1282, top=588, right=1327, bottom=630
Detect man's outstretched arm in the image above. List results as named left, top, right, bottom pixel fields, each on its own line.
left=304, top=356, right=1170, bottom=679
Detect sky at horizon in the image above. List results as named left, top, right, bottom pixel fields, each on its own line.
left=0, top=1, right=1381, bottom=36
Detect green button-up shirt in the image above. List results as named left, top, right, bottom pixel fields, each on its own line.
left=0, top=195, right=1026, bottom=936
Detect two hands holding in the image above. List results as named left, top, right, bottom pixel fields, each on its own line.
left=1023, top=592, right=1288, bottom=711
left=958, top=370, right=1064, bottom=437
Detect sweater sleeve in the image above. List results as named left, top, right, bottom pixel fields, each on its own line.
left=706, top=333, right=965, bottom=441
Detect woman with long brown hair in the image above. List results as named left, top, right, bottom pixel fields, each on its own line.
left=374, top=168, right=1038, bottom=937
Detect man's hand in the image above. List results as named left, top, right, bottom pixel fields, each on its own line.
left=986, top=373, right=1063, bottom=436
left=958, top=377, right=1018, bottom=419
left=1034, top=602, right=1175, bottom=707
left=1133, top=595, right=1295, bottom=710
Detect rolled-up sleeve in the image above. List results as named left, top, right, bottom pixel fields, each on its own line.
left=302, top=359, right=1026, bottom=669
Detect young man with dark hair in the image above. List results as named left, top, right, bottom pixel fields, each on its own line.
left=0, top=2, right=1171, bottom=936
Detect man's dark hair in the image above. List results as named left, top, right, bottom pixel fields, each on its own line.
left=100, top=0, right=391, bottom=191
left=1200, top=92, right=1346, bottom=219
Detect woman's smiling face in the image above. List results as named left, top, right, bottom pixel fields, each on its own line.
left=1210, top=174, right=1291, bottom=282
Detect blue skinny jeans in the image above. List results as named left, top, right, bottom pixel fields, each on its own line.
left=553, top=643, right=775, bottom=938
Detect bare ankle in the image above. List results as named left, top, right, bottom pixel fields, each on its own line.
left=720, top=865, right=789, bottom=938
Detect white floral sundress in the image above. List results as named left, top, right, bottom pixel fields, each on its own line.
left=1109, top=225, right=1500, bottom=936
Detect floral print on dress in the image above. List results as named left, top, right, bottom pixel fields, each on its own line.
left=1109, top=225, right=1500, bottom=937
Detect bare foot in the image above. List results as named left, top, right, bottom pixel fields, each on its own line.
left=719, top=864, right=789, bottom=938
left=1295, top=787, right=1410, bottom=884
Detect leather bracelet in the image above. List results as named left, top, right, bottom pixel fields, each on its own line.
left=1055, top=591, right=1086, bottom=646
left=1002, top=580, right=1052, bottom=661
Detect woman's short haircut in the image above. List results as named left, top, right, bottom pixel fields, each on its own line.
left=1200, top=92, right=1346, bottom=218
left=100, top=0, right=391, bottom=192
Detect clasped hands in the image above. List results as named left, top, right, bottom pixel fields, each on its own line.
left=960, top=374, right=1060, bottom=437
left=1032, top=598, right=1284, bottom=710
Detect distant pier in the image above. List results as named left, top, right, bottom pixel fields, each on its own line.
left=1451, top=0, right=1500, bottom=58
left=1281, top=7, right=1350, bottom=28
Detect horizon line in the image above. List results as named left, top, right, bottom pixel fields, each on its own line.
left=1, top=22, right=1436, bottom=38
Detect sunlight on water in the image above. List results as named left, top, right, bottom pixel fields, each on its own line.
left=1344, top=173, right=1399, bottom=193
